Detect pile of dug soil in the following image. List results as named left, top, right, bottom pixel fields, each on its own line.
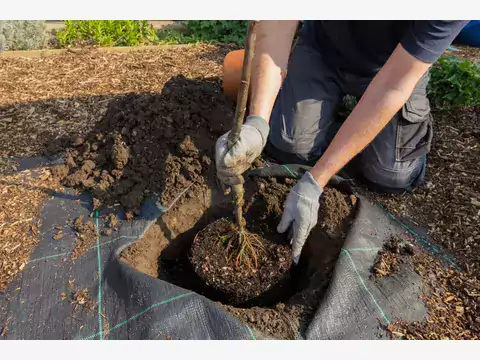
left=50, top=75, right=234, bottom=214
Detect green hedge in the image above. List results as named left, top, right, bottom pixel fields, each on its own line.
left=56, top=20, right=159, bottom=47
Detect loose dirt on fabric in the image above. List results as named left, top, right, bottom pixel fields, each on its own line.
left=71, top=215, right=98, bottom=261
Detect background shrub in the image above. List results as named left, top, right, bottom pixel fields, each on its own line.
left=157, top=27, right=200, bottom=45
left=0, top=21, right=48, bottom=51
left=0, top=22, right=6, bottom=52
left=158, top=21, right=248, bottom=46
left=428, top=56, right=480, bottom=109
left=185, top=21, right=248, bottom=45
left=56, top=20, right=158, bottom=47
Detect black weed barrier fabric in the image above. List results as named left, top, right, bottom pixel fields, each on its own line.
left=0, top=164, right=456, bottom=340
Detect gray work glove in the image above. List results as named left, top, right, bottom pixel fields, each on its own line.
left=277, top=172, right=323, bottom=264
left=215, top=115, right=269, bottom=185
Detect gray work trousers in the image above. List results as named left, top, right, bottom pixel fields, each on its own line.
left=267, top=38, right=433, bottom=193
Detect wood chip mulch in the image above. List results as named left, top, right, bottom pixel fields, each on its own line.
left=0, top=167, right=64, bottom=291
left=0, top=44, right=234, bottom=158
left=387, top=248, right=480, bottom=340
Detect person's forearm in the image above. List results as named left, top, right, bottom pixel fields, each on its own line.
left=249, top=20, right=298, bottom=122
left=309, top=44, right=432, bottom=188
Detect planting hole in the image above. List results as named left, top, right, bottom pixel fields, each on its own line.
left=121, top=176, right=356, bottom=338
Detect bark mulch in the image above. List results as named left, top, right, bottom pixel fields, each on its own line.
left=0, top=167, right=64, bottom=291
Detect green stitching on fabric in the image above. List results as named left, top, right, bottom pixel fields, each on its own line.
left=282, top=164, right=297, bottom=179
left=342, top=249, right=390, bottom=325
left=28, top=235, right=139, bottom=263
left=80, top=293, right=193, bottom=340
left=346, top=247, right=381, bottom=252
left=28, top=251, right=72, bottom=262
left=95, top=211, right=104, bottom=340
left=246, top=325, right=256, bottom=340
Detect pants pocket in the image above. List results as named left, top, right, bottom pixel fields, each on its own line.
left=396, top=92, right=433, bottom=162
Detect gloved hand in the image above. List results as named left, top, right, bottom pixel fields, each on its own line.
left=215, top=115, right=270, bottom=185
left=277, top=172, right=324, bottom=264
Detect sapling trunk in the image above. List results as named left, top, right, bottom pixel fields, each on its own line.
left=227, top=20, right=258, bottom=231
left=215, top=20, right=264, bottom=269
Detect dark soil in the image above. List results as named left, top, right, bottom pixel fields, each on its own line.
left=50, top=75, right=234, bottom=214
left=221, top=302, right=303, bottom=340
left=190, top=218, right=292, bottom=305
left=71, top=215, right=98, bottom=261
left=372, top=236, right=414, bottom=278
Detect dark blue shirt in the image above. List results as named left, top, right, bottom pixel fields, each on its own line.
left=302, top=20, right=469, bottom=76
